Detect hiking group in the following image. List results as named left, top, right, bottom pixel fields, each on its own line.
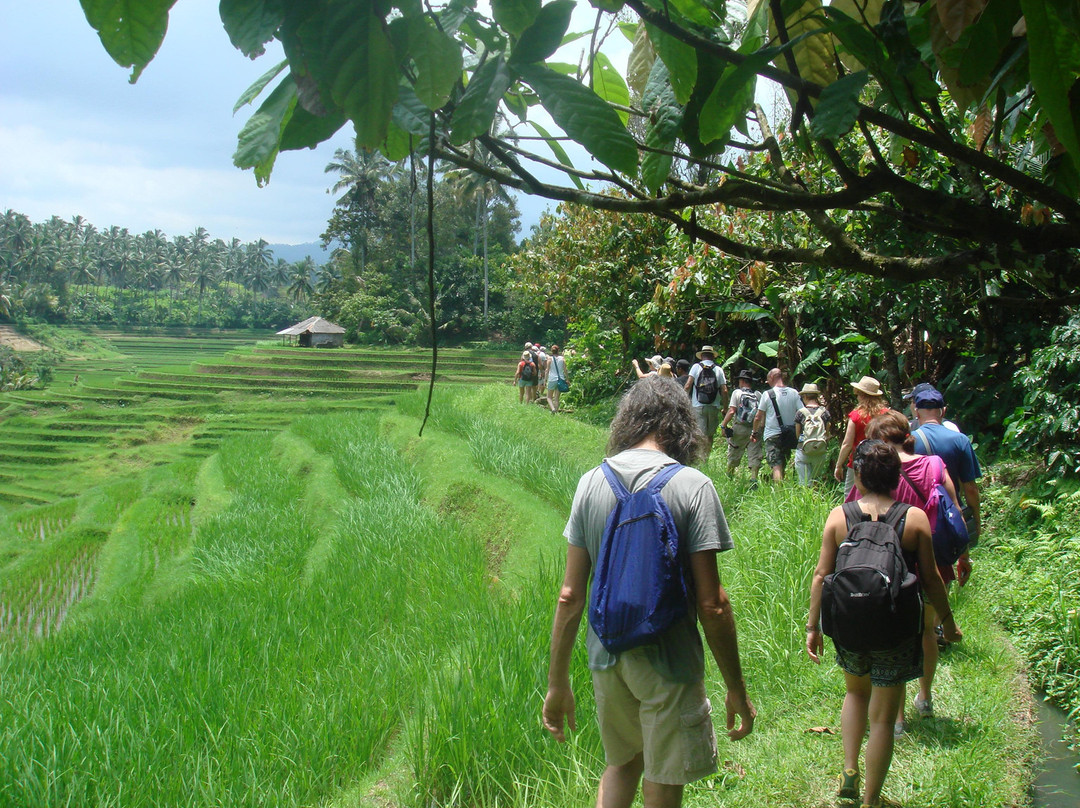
left=514, top=341, right=569, bottom=413
left=543, top=366, right=981, bottom=808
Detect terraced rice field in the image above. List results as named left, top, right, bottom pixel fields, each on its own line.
left=0, top=329, right=512, bottom=508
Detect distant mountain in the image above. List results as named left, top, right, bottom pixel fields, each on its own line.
left=267, top=242, right=333, bottom=265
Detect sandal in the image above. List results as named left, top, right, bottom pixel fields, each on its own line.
left=914, top=696, right=934, bottom=718
left=838, top=768, right=860, bottom=801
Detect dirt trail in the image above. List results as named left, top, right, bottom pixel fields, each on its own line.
left=0, top=325, right=46, bottom=351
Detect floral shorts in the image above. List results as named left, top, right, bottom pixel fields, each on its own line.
left=834, top=633, right=924, bottom=687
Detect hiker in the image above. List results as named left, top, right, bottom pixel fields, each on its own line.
left=685, top=345, right=728, bottom=460
left=911, top=385, right=982, bottom=549
left=807, top=439, right=961, bottom=808
left=719, top=369, right=762, bottom=480
left=514, top=351, right=538, bottom=404
left=794, top=383, right=831, bottom=485
left=675, top=359, right=691, bottom=382
left=834, top=376, right=889, bottom=495
left=751, top=368, right=801, bottom=482
left=535, top=344, right=550, bottom=385
left=632, top=354, right=663, bottom=378
left=546, top=344, right=568, bottom=414
left=902, top=382, right=960, bottom=433
left=863, top=410, right=970, bottom=736
left=543, top=375, right=755, bottom=808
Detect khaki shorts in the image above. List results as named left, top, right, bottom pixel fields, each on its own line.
left=592, top=648, right=718, bottom=785
left=694, top=405, right=721, bottom=439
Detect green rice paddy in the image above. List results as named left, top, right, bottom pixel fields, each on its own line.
left=0, top=329, right=1041, bottom=807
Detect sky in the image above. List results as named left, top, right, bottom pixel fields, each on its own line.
left=0, top=0, right=564, bottom=247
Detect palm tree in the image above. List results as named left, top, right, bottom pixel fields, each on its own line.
left=287, top=257, right=315, bottom=302
left=315, top=263, right=342, bottom=295
left=445, top=139, right=514, bottom=330
left=244, top=239, right=274, bottom=321
left=324, top=144, right=392, bottom=274
left=190, top=254, right=221, bottom=322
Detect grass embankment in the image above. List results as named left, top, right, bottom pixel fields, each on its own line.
left=0, top=384, right=1037, bottom=806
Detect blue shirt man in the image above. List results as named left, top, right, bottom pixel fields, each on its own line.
left=912, top=386, right=981, bottom=541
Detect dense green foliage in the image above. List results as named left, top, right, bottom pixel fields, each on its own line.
left=1005, top=311, right=1080, bottom=477
left=979, top=468, right=1080, bottom=720
left=81, top=1, right=1080, bottom=299
left=314, top=151, right=529, bottom=345
left=0, top=211, right=309, bottom=329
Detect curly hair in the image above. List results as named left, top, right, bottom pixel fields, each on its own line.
left=865, top=410, right=915, bottom=454
left=607, top=376, right=705, bottom=465
left=852, top=439, right=901, bottom=495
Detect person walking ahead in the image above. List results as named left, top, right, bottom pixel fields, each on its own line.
left=685, top=345, right=728, bottom=460
left=752, top=368, right=801, bottom=482
left=807, top=440, right=961, bottom=808
left=720, top=369, right=762, bottom=480
left=544, top=376, right=755, bottom=808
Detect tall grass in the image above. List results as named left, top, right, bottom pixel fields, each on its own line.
left=0, top=389, right=1040, bottom=807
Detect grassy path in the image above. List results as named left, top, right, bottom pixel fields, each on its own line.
left=0, top=385, right=1040, bottom=807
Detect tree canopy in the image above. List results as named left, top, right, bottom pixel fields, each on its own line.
left=81, top=0, right=1080, bottom=302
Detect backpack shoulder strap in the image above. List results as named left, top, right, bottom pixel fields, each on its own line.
left=898, top=466, right=928, bottom=503
left=600, top=461, right=630, bottom=503
left=914, top=428, right=932, bottom=455
left=768, top=389, right=785, bottom=427
left=841, top=501, right=866, bottom=530
left=882, top=502, right=912, bottom=535
left=647, top=463, right=683, bottom=493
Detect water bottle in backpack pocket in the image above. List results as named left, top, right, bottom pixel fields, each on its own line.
left=821, top=502, right=922, bottom=653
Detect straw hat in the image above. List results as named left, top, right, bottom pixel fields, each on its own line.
left=695, top=345, right=717, bottom=359
left=850, top=376, right=884, bottom=397
left=799, top=383, right=821, bottom=396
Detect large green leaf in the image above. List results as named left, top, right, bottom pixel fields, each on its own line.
left=642, top=0, right=714, bottom=27
left=451, top=56, right=513, bottom=144
left=79, top=0, right=177, bottom=82
left=530, top=120, right=585, bottom=190
left=640, top=60, right=682, bottom=194
left=516, top=63, right=638, bottom=175
left=409, top=17, right=464, bottom=109
left=627, top=23, right=656, bottom=97
left=810, top=70, right=868, bottom=140
left=381, top=120, right=414, bottom=162
left=825, top=1, right=886, bottom=72
left=393, top=84, right=432, bottom=136
left=510, top=0, right=574, bottom=64
left=953, top=0, right=1021, bottom=86
left=698, top=55, right=762, bottom=146
left=1022, top=0, right=1080, bottom=162
left=220, top=0, right=284, bottom=58
left=492, top=0, right=541, bottom=38
left=645, top=24, right=698, bottom=105
left=592, top=52, right=631, bottom=125
left=279, top=104, right=347, bottom=151
left=233, top=59, right=289, bottom=113
left=322, top=3, right=399, bottom=148
left=234, top=75, right=297, bottom=184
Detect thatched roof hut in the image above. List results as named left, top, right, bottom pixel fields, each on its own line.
left=276, top=316, right=346, bottom=348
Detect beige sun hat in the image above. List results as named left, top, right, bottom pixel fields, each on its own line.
left=695, top=345, right=717, bottom=359
left=850, top=376, right=884, bottom=396
left=799, top=383, right=821, bottom=396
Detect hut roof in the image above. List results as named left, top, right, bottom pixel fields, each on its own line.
left=276, top=316, right=346, bottom=336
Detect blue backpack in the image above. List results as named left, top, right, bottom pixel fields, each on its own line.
left=588, top=462, right=688, bottom=654
left=899, top=467, right=970, bottom=566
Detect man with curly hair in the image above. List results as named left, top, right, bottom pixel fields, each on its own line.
left=543, top=375, right=755, bottom=808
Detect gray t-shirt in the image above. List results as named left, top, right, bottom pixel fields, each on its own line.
left=564, top=448, right=733, bottom=683
left=756, top=385, right=801, bottom=439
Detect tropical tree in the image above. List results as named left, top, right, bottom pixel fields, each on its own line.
left=287, top=257, right=315, bottom=302
left=78, top=0, right=1080, bottom=309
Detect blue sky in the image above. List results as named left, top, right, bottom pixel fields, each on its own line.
left=0, top=1, right=564, bottom=246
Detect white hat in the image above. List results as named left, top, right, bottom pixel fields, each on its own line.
left=850, top=376, right=884, bottom=397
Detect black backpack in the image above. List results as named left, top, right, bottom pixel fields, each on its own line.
left=821, top=502, right=922, bottom=652
left=520, top=360, right=535, bottom=381
left=695, top=364, right=719, bottom=404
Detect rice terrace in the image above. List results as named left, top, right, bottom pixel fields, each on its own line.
left=0, top=326, right=1074, bottom=807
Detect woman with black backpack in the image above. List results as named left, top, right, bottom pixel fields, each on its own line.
left=805, top=440, right=962, bottom=808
